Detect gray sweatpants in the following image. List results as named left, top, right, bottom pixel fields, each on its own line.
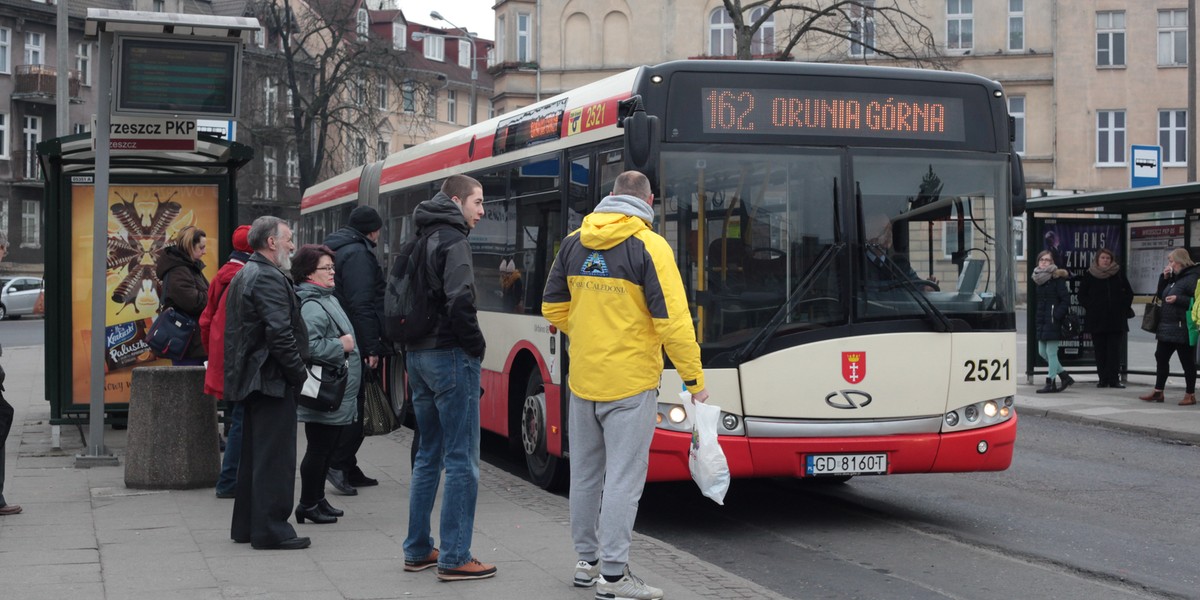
left=568, top=389, right=658, bottom=578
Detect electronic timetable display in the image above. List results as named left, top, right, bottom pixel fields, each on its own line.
left=702, top=87, right=965, bottom=142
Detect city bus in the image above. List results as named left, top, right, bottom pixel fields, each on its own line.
left=301, top=60, right=1024, bottom=490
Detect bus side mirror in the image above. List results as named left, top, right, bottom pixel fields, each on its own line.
left=619, top=96, right=661, bottom=191
left=1010, top=151, right=1026, bottom=216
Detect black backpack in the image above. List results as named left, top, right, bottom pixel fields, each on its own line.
left=384, top=228, right=441, bottom=347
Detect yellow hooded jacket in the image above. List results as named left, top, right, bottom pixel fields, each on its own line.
left=541, top=194, right=704, bottom=401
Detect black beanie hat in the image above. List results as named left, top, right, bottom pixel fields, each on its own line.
left=348, top=205, right=382, bottom=234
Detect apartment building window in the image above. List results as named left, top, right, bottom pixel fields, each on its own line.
left=356, top=9, right=369, bottom=38
left=393, top=23, right=406, bottom=51
left=253, top=28, right=264, bottom=48
left=946, top=0, right=972, bottom=52
left=355, top=76, right=366, bottom=106
left=285, top=88, right=293, bottom=115
left=447, top=90, right=457, bottom=124
left=376, top=141, right=388, bottom=160
left=1096, top=110, right=1125, bottom=165
left=496, top=15, right=505, bottom=62
left=153, top=0, right=165, bottom=12
left=21, top=200, right=39, bottom=249
left=1008, top=0, right=1023, bottom=51
left=1160, top=109, right=1187, bottom=165
left=425, top=87, right=437, bottom=117
left=355, top=137, right=367, bottom=166
left=709, top=9, right=734, bottom=56
left=1158, top=9, right=1187, bottom=66
left=286, top=147, right=299, bottom=185
left=24, top=32, right=44, bottom=65
left=402, top=80, right=415, bottom=112
left=1096, top=11, right=1125, bottom=67
left=517, top=13, right=530, bottom=62
left=0, top=203, right=7, bottom=238
left=0, top=28, right=9, bottom=74
left=377, top=80, right=388, bottom=110
left=848, top=1, right=876, bottom=57
left=424, top=34, right=445, bottom=61
left=263, top=148, right=276, bottom=200
left=22, top=116, right=39, bottom=179
left=264, top=80, right=277, bottom=124
left=750, top=8, right=775, bottom=56
left=76, top=43, right=92, bottom=86
left=73, top=123, right=87, bottom=135
left=0, top=113, right=7, bottom=159
left=1008, top=96, right=1025, bottom=155
left=459, top=40, right=471, bottom=69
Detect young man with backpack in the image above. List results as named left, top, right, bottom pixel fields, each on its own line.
left=397, top=174, right=494, bottom=581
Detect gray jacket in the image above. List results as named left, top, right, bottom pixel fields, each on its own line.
left=297, top=283, right=360, bottom=425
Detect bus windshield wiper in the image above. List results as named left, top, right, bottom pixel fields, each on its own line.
left=733, top=243, right=844, bottom=363
left=868, top=243, right=953, bottom=333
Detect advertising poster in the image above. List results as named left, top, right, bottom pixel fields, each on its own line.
left=1034, top=219, right=1125, bottom=368
left=69, top=184, right=219, bottom=405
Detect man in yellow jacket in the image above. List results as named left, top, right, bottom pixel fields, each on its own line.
left=543, top=170, right=708, bottom=600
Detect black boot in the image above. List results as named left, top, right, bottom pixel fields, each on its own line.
left=1036, top=378, right=1058, bottom=394
left=295, top=503, right=338, bottom=524
left=1059, top=372, right=1074, bottom=391
left=316, top=498, right=344, bottom=518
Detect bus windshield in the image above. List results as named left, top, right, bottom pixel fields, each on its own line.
left=661, top=148, right=1015, bottom=351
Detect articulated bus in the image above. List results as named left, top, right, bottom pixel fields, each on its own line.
left=301, top=60, right=1024, bottom=489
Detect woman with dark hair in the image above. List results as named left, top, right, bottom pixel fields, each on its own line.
left=1078, top=248, right=1134, bottom=388
left=1141, top=248, right=1200, bottom=405
left=1032, top=250, right=1074, bottom=393
left=291, top=244, right=361, bottom=523
left=155, top=225, right=209, bottom=365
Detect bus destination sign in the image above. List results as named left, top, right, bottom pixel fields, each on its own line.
left=702, top=88, right=965, bottom=142
left=493, top=98, right=568, bottom=156
left=116, top=37, right=240, bottom=118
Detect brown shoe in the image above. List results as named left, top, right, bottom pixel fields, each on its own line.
left=0, top=504, right=21, bottom=516
left=437, top=558, right=497, bottom=581
left=1180, top=394, right=1197, bottom=406
left=1139, top=390, right=1165, bottom=403
left=404, top=548, right=439, bottom=572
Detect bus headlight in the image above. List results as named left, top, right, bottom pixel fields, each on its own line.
left=983, top=401, right=998, bottom=418
left=945, top=411, right=960, bottom=427
left=964, top=405, right=979, bottom=422
left=943, top=397, right=1015, bottom=433
left=667, top=405, right=688, bottom=425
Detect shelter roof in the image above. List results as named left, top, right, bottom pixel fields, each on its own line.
left=1024, top=182, right=1200, bottom=216
left=37, top=132, right=253, bottom=177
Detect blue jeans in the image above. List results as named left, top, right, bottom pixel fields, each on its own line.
left=215, top=402, right=244, bottom=495
left=403, top=348, right=481, bottom=569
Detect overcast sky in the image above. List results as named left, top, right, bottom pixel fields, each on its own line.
left=396, top=0, right=495, bottom=40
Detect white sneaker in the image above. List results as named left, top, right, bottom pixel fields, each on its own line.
left=573, top=559, right=601, bottom=587
left=594, top=567, right=663, bottom=600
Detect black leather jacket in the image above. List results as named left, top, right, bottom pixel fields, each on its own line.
left=223, top=252, right=309, bottom=402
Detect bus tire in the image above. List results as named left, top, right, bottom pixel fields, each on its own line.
left=520, top=371, right=568, bottom=491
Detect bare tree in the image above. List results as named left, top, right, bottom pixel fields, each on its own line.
left=719, top=0, right=955, bottom=69
left=248, top=0, right=436, bottom=192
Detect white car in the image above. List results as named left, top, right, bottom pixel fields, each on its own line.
left=0, top=276, right=44, bottom=319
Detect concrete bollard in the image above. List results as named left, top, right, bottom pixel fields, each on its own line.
left=124, top=366, right=220, bottom=489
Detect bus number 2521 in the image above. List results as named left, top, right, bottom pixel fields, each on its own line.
left=963, top=359, right=1010, bottom=382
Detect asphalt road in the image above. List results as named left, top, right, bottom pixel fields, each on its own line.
left=0, top=316, right=45, bottom=350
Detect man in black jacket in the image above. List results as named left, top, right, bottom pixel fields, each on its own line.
left=224, top=216, right=310, bottom=550
left=323, top=205, right=386, bottom=494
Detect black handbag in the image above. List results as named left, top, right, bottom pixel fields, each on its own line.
left=363, top=369, right=397, bottom=436
left=147, top=307, right=197, bottom=361
left=1141, top=298, right=1162, bottom=333
left=298, top=299, right=350, bottom=412
left=1058, top=312, right=1083, bottom=339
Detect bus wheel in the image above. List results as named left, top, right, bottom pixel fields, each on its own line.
left=520, top=372, right=567, bottom=491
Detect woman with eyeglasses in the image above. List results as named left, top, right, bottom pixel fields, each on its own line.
left=1140, top=248, right=1199, bottom=406
left=291, top=244, right=361, bottom=523
left=1032, top=250, right=1074, bottom=393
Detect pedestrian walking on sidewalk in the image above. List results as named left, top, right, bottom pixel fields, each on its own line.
left=1078, top=248, right=1134, bottom=389
left=322, top=205, right=387, bottom=495
left=224, top=216, right=311, bottom=550
left=292, top=244, right=360, bottom=525
left=1141, top=248, right=1199, bottom=406
left=543, top=170, right=709, bottom=600
left=200, top=225, right=252, bottom=499
left=0, top=232, right=21, bottom=517
left=155, top=225, right=210, bottom=365
left=401, top=175, right=496, bottom=582
left=1032, top=251, right=1074, bottom=394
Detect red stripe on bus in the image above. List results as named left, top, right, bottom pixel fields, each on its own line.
left=380, top=136, right=497, bottom=188
left=301, top=178, right=359, bottom=211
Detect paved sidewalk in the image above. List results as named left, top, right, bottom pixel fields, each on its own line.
left=0, top=345, right=786, bottom=600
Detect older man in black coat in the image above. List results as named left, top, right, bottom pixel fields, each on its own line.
left=322, top=205, right=386, bottom=494
left=224, top=215, right=310, bottom=550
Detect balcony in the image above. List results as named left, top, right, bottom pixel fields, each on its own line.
left=12, top=65, right=83, bottom=104
left=10, top=150, right=43, bottom=183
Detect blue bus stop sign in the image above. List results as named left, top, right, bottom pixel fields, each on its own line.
left=1131, top=145, right=1161, bottom=188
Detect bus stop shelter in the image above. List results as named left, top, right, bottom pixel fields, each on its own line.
left=1024, top=181, right=1200, bottom=382
left=37, top=132, right=252, bottom=424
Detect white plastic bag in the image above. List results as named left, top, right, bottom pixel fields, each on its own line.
left=684, top=393, right=730, bottom=505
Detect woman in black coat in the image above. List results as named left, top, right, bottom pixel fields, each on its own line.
left=1140, top=248, right=1200, bottom=405
left=1032, top=250, right=1073, bottom=393
left=1078, top=248, right=1134, bottom=388
left=155, top=225, right=210, bottom=365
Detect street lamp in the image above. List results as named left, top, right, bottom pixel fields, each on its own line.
left=428, top=11, right=478, bottom=126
